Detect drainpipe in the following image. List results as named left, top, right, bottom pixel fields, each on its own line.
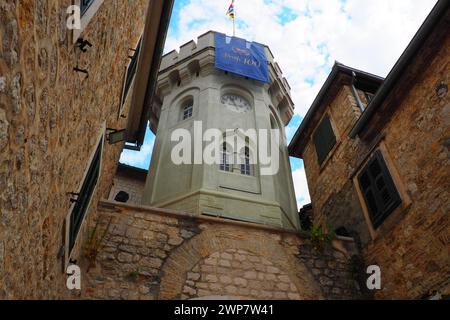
left=351, top=71, right=365, bottom=112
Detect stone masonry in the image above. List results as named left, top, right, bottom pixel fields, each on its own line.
left=0, top=0, right=149, bottom=298
left=82, top=200, right=363, bottom=300
left=295, top=7, right=450, bottom=299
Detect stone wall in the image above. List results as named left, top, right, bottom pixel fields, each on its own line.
left=363, top=31, right=450, bottom=299
left=82, top=200, right=362, bottom=300
left=0, top=0, right=149, bottom=299
left=300, top=26, right=450, bottom=298
left=108, top=166, right=147, bottom=205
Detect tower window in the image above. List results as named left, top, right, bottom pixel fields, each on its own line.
left=69, top=135, right=103, bottom=254
left=358, top=151, right=401, bottom=229
left=182, top=101, right=193, bottom=120
left=240, top=147, right=251, bottom=176
left=220, top=143, right=232, bottom=172
left=313, top=115, right=336, bottom=165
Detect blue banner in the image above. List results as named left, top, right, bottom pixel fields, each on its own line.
left=215, top=33, right=269, bottom=83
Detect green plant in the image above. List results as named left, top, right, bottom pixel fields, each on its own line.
left=84, top=216, right=113, bottom=272
left=125, top=270, right=141, bottom=282
left=310, top=224, right=334, bottom=251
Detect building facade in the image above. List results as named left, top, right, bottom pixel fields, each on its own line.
left=289, top=0, right=449, bottom=299
left=142, top=31, right=299, bottom=230
left=81, top=33, right=363, bottom=301
left=0, top=0, right=173, bottom=299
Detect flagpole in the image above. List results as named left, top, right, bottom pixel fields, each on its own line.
left=233, top=1, right=236, bottom=37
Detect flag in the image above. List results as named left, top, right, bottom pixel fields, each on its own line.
left=226, top=0, right=235, bottom=19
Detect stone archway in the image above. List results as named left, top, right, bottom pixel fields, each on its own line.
left=158, top=224, right=323, bottom=300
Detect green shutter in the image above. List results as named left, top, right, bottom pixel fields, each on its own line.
left=313, top=115, right=336, bottom=165
left=358, top=151, right=402, bottom=228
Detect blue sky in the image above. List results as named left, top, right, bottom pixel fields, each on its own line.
left=120, top=0, right=437, bottom=208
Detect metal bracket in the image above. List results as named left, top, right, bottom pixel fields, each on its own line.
left=73, top=66, right=89, bottom=79
left=76, top=38, right=93, bottom=53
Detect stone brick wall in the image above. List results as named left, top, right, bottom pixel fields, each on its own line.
left=82, top=200, right=362, bottom=300
left=0, top=0, right=149, bottom=298
left=300, top=28, right=450, bottom=298
left=363, top=32, right=450, bottom=299
left=108, top=170, right=146, bottom=205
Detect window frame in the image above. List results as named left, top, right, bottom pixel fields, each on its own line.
left=80, top=0, right=95, bottom=15
left=312, top=113, right=337, bottom=166
left=220, top=143, right=232, bottom=172
left=182, top=102, right=194, bottom=120
left=64, top=126, right=105, bottom=265
left=240, top=147, right=251, bottom=176
left=119, top=37, right=142, bottom=116
left=357, top=150, right=402, bottom=229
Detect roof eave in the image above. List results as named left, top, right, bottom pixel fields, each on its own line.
left=125, top=0, right=174, bottom=148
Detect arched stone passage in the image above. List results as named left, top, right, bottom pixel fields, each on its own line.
left=180, top=249, right=301, bottom=300
left=158, top=224, right=323, bottom=300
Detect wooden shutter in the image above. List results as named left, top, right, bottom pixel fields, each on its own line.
left=69, top=137, right=102, bottom=253
left=313, top=115, right=336, bottom=165
left=358, top=151, right=402, bottom=228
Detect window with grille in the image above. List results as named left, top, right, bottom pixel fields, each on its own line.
left=80, top=0, right=95, bottom=16
left=358, top=151, right=401, bottom=229
left=68, top=136, right=103, bottom=254
left=220, top=143, right=232, bottom=172
left=313, top=115, right=336, bottom=165
left=182, top=102, right=193, bottom=120
left=240, top=147, right=251, bottom=176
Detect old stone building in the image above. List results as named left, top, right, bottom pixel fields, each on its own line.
left=289, top=0, right=449, bottom=299
left=0, top=0, right=173, bottom=298
left=82, top=31, right=363, bottom=300
left=2, top=0, right=447, bottom=301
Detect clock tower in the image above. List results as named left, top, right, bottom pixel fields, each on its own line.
left=143, top=31, right=299, bottom=230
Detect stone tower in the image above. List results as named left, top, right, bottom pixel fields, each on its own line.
left=143, top=31, right=299, bottom=230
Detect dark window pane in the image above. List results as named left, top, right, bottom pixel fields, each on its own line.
left=360, top=172, right=370, bottom=190
left=69, top=137, right=102, bottom=253
left=369, top=160, right=381, bottom=177
left=313, top=115, right=336, bottom=165
left=375, top=177, right=386, bottom=191
left=122, top=39, right=142, bottom=106
left=358, top=151, right=402, bottom=228
left=365, top=190, right=379, bottom=215
left=81, top=0, right=95, bottom=15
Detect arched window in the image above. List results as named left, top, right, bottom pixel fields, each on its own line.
left=220, top=143, right=232, bottom=172
left=182, top=99, right=193, bottom=120
left=240, top=146, right=251, bottom=176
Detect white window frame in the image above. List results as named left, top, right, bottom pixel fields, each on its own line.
left=182, top=102, right=193, bottom=120
left=220, top=143, right=232, bottom=172
left=64, top=123, right=105, bottom=267
left=240, top=147, right=251, bottom=176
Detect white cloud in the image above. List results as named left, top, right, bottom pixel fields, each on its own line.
left=292, top=167, right=311, bottom=208
left=164, top=0, right=437, bottom=205
left=119, top=136, right=154, bottom=168
left=166, top=0, right=437, bottom=117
